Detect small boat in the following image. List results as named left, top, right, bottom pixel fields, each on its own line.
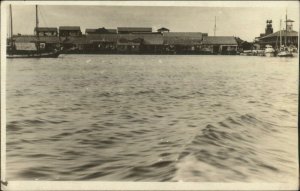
left=264, top=45, right=275, bottom=57
left=277, top=49, right=293, bottom=57
left=7, top=5, right=60, bottom=59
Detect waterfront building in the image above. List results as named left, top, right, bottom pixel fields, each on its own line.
left=162, top=32, right=204, bottom=53
left=140, top=34, right=164, bottom=53
left=201, top=36, right=238, bottom=54
left=34, top=27, right=58, bottom=36
left=86, top=34, right=118, bottom=52
left=59, top=36, right=87, bottom=52
left=116, top=34, right=143, bottom=53
left=59, top=26, right=82, bottom=37
left=117, top=27, right=152, bottom=34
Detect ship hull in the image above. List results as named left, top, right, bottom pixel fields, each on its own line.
left=7, top=51, right=60, bottom=59
left=277, top=51, right=293, bottom=57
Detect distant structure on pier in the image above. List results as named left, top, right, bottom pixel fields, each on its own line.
left=157, top=27, right=170, bottom=33
left=255, top=18, right=298, bottom=49
left=264, top=20, right=273, bottom=37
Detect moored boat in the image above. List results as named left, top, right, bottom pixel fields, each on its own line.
left=7, top=50, right=60, bottom=59
left=277, top=49, right=293, bottom=57
left=7, top=5, right=60, bottom=59
left=264, top=45, right=275, bottom=57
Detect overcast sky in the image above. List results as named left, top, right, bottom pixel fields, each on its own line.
left=6, top=1, right=299, bottom=41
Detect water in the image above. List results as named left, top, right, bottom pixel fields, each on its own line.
left=6, top=55, right=298, bottom=182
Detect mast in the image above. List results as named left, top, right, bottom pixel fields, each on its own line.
left=285, top=9, right=287, bottom=46
left=36, top=5, right=39, bottom=38
left=279, top=19, right=282, bottom=47
left=36, top=5, right=40, bottom=53
left=10, top=4, right=13, bottom=39
left=214, top=16, right=216, bottom=36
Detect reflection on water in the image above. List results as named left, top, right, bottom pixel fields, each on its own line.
left=6, top=55, right=298, bottom=181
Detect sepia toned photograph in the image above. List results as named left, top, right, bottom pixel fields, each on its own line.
left=1, top=0, right=299, bottom=190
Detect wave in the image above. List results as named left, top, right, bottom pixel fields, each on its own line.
left=6, top=118, right=69, bottom=132
left=173, top=113, right=284, bottom=182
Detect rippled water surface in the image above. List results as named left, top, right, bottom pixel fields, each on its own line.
left=6, top=55, right=298, bottom=182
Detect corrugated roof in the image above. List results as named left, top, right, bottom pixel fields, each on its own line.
left=13, top=35, right=60, bottom=43
left=163, top=32, right=203, bottom=45
left=59, top=26, right=81, bottom=31
left=118, top=27, right=152, bottom=33
left=202, top=36, right=237, bottom=45
left=259, top=30, right=298, bottom=39
left=35, top=27, right=57, bottom=32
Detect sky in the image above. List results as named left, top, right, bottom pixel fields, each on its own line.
left=5, top=1, right=299, bottom=41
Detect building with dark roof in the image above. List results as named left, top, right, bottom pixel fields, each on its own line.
left=117, top=27, right=152, bottom=34
left=34, top=27, right=58, bottom=36
left=201, top=36, right=238, bottom=54
left=59, top=26, right=82, bottom=37
left=202, top=36, right=237, bottom=45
